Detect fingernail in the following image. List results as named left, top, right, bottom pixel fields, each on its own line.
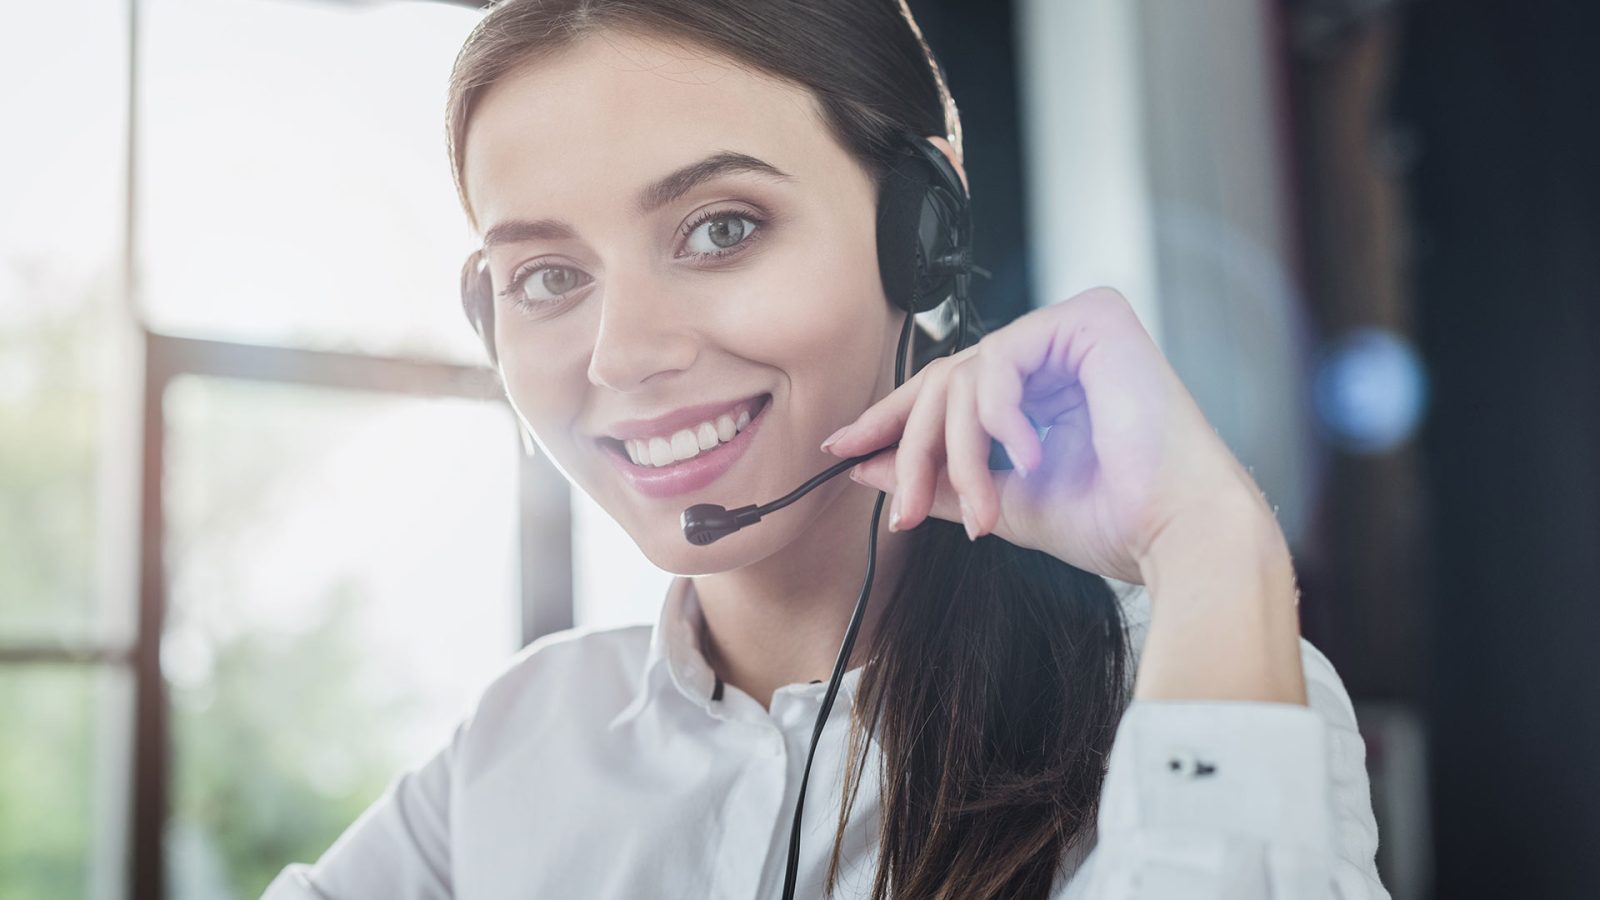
left=888, top=494, right=902, bottom=532
left=959, top=495, right=978, bottom=541
left=821, top=425, right=850, bottom=451
left=1005, top=442, right=1030, bottom=479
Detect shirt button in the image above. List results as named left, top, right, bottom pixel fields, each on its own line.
left=767, top=734, right=785, bottom=757
left=1164, top=747, right=1217, bottom=778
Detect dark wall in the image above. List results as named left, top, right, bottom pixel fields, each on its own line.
left=906, top=0, right=1034, bottom=330
left=1395, top=2, right=1600, bottom=897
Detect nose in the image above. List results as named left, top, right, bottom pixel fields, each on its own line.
left=585, top=268, right=700, bottom=392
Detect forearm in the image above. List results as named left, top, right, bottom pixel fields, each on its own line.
left=1131, top=502, right=1308, bottom=705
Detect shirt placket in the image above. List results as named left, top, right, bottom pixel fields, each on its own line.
left=752, top=681, right=859, bottom=900
left=701, top=688, right=789, bottom=900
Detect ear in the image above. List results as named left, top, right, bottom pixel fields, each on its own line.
left=924, top=134, right=969, bottom=195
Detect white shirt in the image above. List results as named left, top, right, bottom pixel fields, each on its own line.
left=263, top=575, right=1391, bottom=899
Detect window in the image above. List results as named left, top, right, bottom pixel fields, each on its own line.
left=161, top=375, right=521, bottom=895
left=1, top=2, right=133, bottom=897
left=0, top=2, right=601, bottom=898
left=137, top=0, right=488, bottom=362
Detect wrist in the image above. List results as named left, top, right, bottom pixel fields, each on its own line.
left=1136, top=492, right=1291, bottom=595
left=1131, top=495, right=1306, bottom=704
left=1132, top=493, right=1292, bottom=621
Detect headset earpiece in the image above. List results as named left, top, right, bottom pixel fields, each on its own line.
left=874, top=132, right=975, bottom=315
left=461, top=248, right=498, bottom=365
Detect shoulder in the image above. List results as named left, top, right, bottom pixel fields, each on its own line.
left=498, top=620, right=653, bottom=683
left=456, top=621, right=654, bottom=754
left=476, top=620, right=654, bottom=709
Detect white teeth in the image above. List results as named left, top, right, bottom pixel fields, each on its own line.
left=670, top=429, right=700, bottom=461
left=648, top=437, right=673, bottom=467
left=695, top=422, right=719, bottom=450
left=621, top=398, right=765, bottom=467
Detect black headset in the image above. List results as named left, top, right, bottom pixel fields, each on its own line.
left=460, top=130, right=996, bottom=900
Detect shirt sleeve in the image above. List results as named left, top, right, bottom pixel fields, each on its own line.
left=1055, top=636, right=1391, bottom=900
left=260, top=720, right=464, bottom=900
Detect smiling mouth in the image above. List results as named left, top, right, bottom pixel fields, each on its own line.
left=601, top=393, right=771, bottom=468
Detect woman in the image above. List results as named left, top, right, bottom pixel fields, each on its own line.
left=266, top=1, right=1389, bottom=898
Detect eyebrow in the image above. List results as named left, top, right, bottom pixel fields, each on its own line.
left=481, top=151, right=793, bottom=248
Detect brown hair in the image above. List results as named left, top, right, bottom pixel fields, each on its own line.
left=445, top=2, right=1131, bottom=897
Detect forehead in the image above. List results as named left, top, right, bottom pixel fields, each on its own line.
left=462, top=29, right=845, bottom=231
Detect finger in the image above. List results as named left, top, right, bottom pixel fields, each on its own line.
left=852, top=451, right=1025, bottom=544
left=969, top=341, right=1047, bottom=477
left=891, top=366, right=951, bottom=531
left=944, top=363, right=998, bottom=537
left=997, top=288, right=1168, bottom=473
left=818, top=368, right=925, bottom=456
left=822, top=349, right=974, bottom=455
left=848, top=451, right=897, bottom=492
left=849, top=450, right=964, bottom=525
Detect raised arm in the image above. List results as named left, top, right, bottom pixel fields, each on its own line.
left=828, top=287, right=1392, bottom=898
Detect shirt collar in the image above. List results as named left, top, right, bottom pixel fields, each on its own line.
left=608, top=576, right=869, bottom=731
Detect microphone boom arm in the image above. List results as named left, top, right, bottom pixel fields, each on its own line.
left=680, top=443, right=898, bottom=546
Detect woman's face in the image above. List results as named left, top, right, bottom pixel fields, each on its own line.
left=462, top=30, right=911, bottom=575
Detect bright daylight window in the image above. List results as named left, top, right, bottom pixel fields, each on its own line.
left=1, top=1, right=666, bottom=898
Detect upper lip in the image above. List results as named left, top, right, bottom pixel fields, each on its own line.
left=596, top=393, right=769, bottom=442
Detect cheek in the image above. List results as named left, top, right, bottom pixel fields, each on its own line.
left=728, top=234, right=889, bottom=382
left=496, top=316, right=592, bottom=447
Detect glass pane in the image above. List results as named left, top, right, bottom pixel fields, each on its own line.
left=137, top=0, right=486, bottom=362
left=0, top=665, right=132, bottom=900
left=0, top=0, right=132, bottom=644
left=0, top=0, right=125, bottom=273
left=161, top=376, right=520, bottom=898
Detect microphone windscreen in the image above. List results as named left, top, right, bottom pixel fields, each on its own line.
left=682, top=503, right=736, bottom=546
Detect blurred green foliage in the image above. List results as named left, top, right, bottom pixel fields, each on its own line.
left=0, top=294, right=420, bottom=899
left=0, top=667, right=99, bottom=900
left=0, top=292, right=99, bottom=640
left=168, top=583, right=413, bottom=898
left=1, top=280, right=104, bottom=900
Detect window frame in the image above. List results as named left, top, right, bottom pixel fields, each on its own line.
left=129, top=331, right=572, bottom=899
left=0, top=2, right=571, bottom=898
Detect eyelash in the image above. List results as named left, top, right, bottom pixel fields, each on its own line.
left=497, top=207, right=769, bottom=308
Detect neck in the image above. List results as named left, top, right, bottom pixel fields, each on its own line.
left=691, top=479, right=912, bottom=710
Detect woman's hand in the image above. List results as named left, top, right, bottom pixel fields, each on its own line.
left=823, top=287, right=1282, bottom=586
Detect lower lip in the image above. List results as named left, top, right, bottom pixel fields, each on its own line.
left=599, top=395, right=771, bottom=499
